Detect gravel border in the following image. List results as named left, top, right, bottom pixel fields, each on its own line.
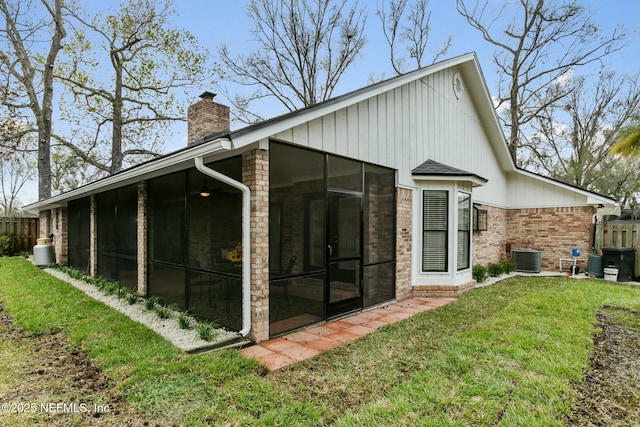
left=41, top=265, right=245, bottom=353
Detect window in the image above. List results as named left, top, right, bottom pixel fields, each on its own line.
left=422, top=190, right=448, bottom=272
left=457, top=192, right=471, bottom=270
left=473, top=203, right=488, bottom=231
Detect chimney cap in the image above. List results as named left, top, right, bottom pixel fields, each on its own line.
left=199, top=91, right=217, bottom=99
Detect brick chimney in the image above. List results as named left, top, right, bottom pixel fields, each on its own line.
left=187, top=91, right=230, bottom=145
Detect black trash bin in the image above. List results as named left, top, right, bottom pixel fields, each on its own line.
left=601, top=247, right=635, bottom=282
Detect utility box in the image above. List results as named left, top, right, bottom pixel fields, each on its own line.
left=512, top=249, right=542, bottom=273
left=601, top=247, right=635, bottom=282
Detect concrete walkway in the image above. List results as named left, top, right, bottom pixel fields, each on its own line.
left=240, top=297, right=456, bottom=370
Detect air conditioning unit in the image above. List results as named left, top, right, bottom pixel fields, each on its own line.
left=512, top=249, right=542, bottom=273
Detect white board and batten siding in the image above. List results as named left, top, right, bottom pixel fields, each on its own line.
left=269, top=59, right=609, bottom=211
left=273, top=67, right=511, bottom=205
left=506, top=171, right=595, bottom=208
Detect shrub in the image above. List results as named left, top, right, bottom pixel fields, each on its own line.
left=0, top=235, right=12, bottom=256
left=472, top=265, right=488, bottom=283
left=500, top=260, right=517, bottom=274
left=178, top=312, right=193, bottom=330
left=93, top=277, right=109, bottom=292
left=487, top=263, right=503, bottom=277
left=103, top=281, right=120, bottom=296
left=154, top=305, right=173, bottom=319
left=145, top=296, right=160, bottom=311
left=125, top=290, right=140, bottom=305
left=197, top=321, right=219, bottom=341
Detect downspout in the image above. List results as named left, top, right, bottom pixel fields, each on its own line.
left=195, top=156, right=251, bottom=337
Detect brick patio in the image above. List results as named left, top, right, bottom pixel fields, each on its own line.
left=240, top=297, right=456, bottom=370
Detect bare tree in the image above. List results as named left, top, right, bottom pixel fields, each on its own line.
left=0, top=151, right=34, bottom=215
left=526, top=70, right=640, bottom=193
left=456, top=0, right=627, bottom=164
left=0, top=0, right=66, bottom=200
left=56, top=0, right=212, bottom=177
left=218, top=0, right=366, bottom=124
left=376, top=0, right=452, bottom=75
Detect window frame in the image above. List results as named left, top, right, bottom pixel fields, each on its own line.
left=473, top=203, right=488, bottom=231
left=457, top=191, right=471, bottom=271
left=421, top=189, right=449, bottom=273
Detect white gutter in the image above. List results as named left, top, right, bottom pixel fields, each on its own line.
left=194, top=156, right=251, bottom=337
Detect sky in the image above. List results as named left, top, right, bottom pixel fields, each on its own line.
left=166, top=0, right=640, bottom=149
left=17, top=0, right=640, bottom=204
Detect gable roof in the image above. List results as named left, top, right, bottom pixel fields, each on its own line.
left=226, top=52, right=515, bottom=172
left=24, top=52, right=615, bottom=211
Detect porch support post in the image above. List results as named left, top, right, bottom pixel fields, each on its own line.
left=395, top=187, right=413, bottom=300
left=137, top=181, right=147, bottom=295
left=243, top=148, right=270, bottom=343
left=51, top=207, right=68, bottom=266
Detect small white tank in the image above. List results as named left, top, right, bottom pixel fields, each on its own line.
left=33, top=238, right=55, bottom=268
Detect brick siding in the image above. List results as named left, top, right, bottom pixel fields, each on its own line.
left=506, top=206, right=595, bottom=272
left=471, top=205, right=595, bottom=272
left=90, top=195, right=97, bottom=277
left=137, top=181, right=147, bottom=296
left=243, top=148, right=270, bottom=343
left=51, top=207, right=68, bottom=265
left=412, top=281, right=476, bottom=298
left=395, top=187, right=412, bottom=301
left=473, top=205, right=508, bottom=266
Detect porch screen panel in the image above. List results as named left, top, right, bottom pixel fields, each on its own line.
left=148, top=171, right=186, bottom=308
left=363, top=164, right=396, bottom=307
left=68, top=197, right=90, bottom=274
left=115, top=185, right=138, bottom=258
left=269, top=142, right=326, bottom=336
left=96, top=190, right=116, bottom=255
left=269, top=142, right=325, bottom=276
left=457, top=192, right=471, bottom=271
left=148, top=172, right=186, bottom=265
left=148, top=161, right=244, bottom=331
left=186, top=157, right=242, bottom=330
left=328, top=155, right=362, bottom=192
left=187, top=157, right=242, bottom=272
left=422, top=190, right=448, bottom=272
left=96, top=185, right=138, bottom=290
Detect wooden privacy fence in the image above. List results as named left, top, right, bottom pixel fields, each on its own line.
left=600, top=222, right=640, bottom=278
left=0, top=217, right=39, bottom=254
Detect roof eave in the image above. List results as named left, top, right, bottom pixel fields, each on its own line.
left=22, top=137, right=232, bottom=213
left=412, top=174, right=488, bottom=187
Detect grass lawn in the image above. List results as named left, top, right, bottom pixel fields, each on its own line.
left=1, top=257, right=639, bottom=426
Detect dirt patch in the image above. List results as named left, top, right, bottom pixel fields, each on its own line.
left=0, top=306, right=152, bottom=427
left=567, top=306, right=640, bottom=426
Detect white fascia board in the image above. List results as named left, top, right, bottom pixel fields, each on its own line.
left=23, top=138, right=232, bottom=212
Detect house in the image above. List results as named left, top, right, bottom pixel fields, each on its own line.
left=25, top=53, right=617, bottom=344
